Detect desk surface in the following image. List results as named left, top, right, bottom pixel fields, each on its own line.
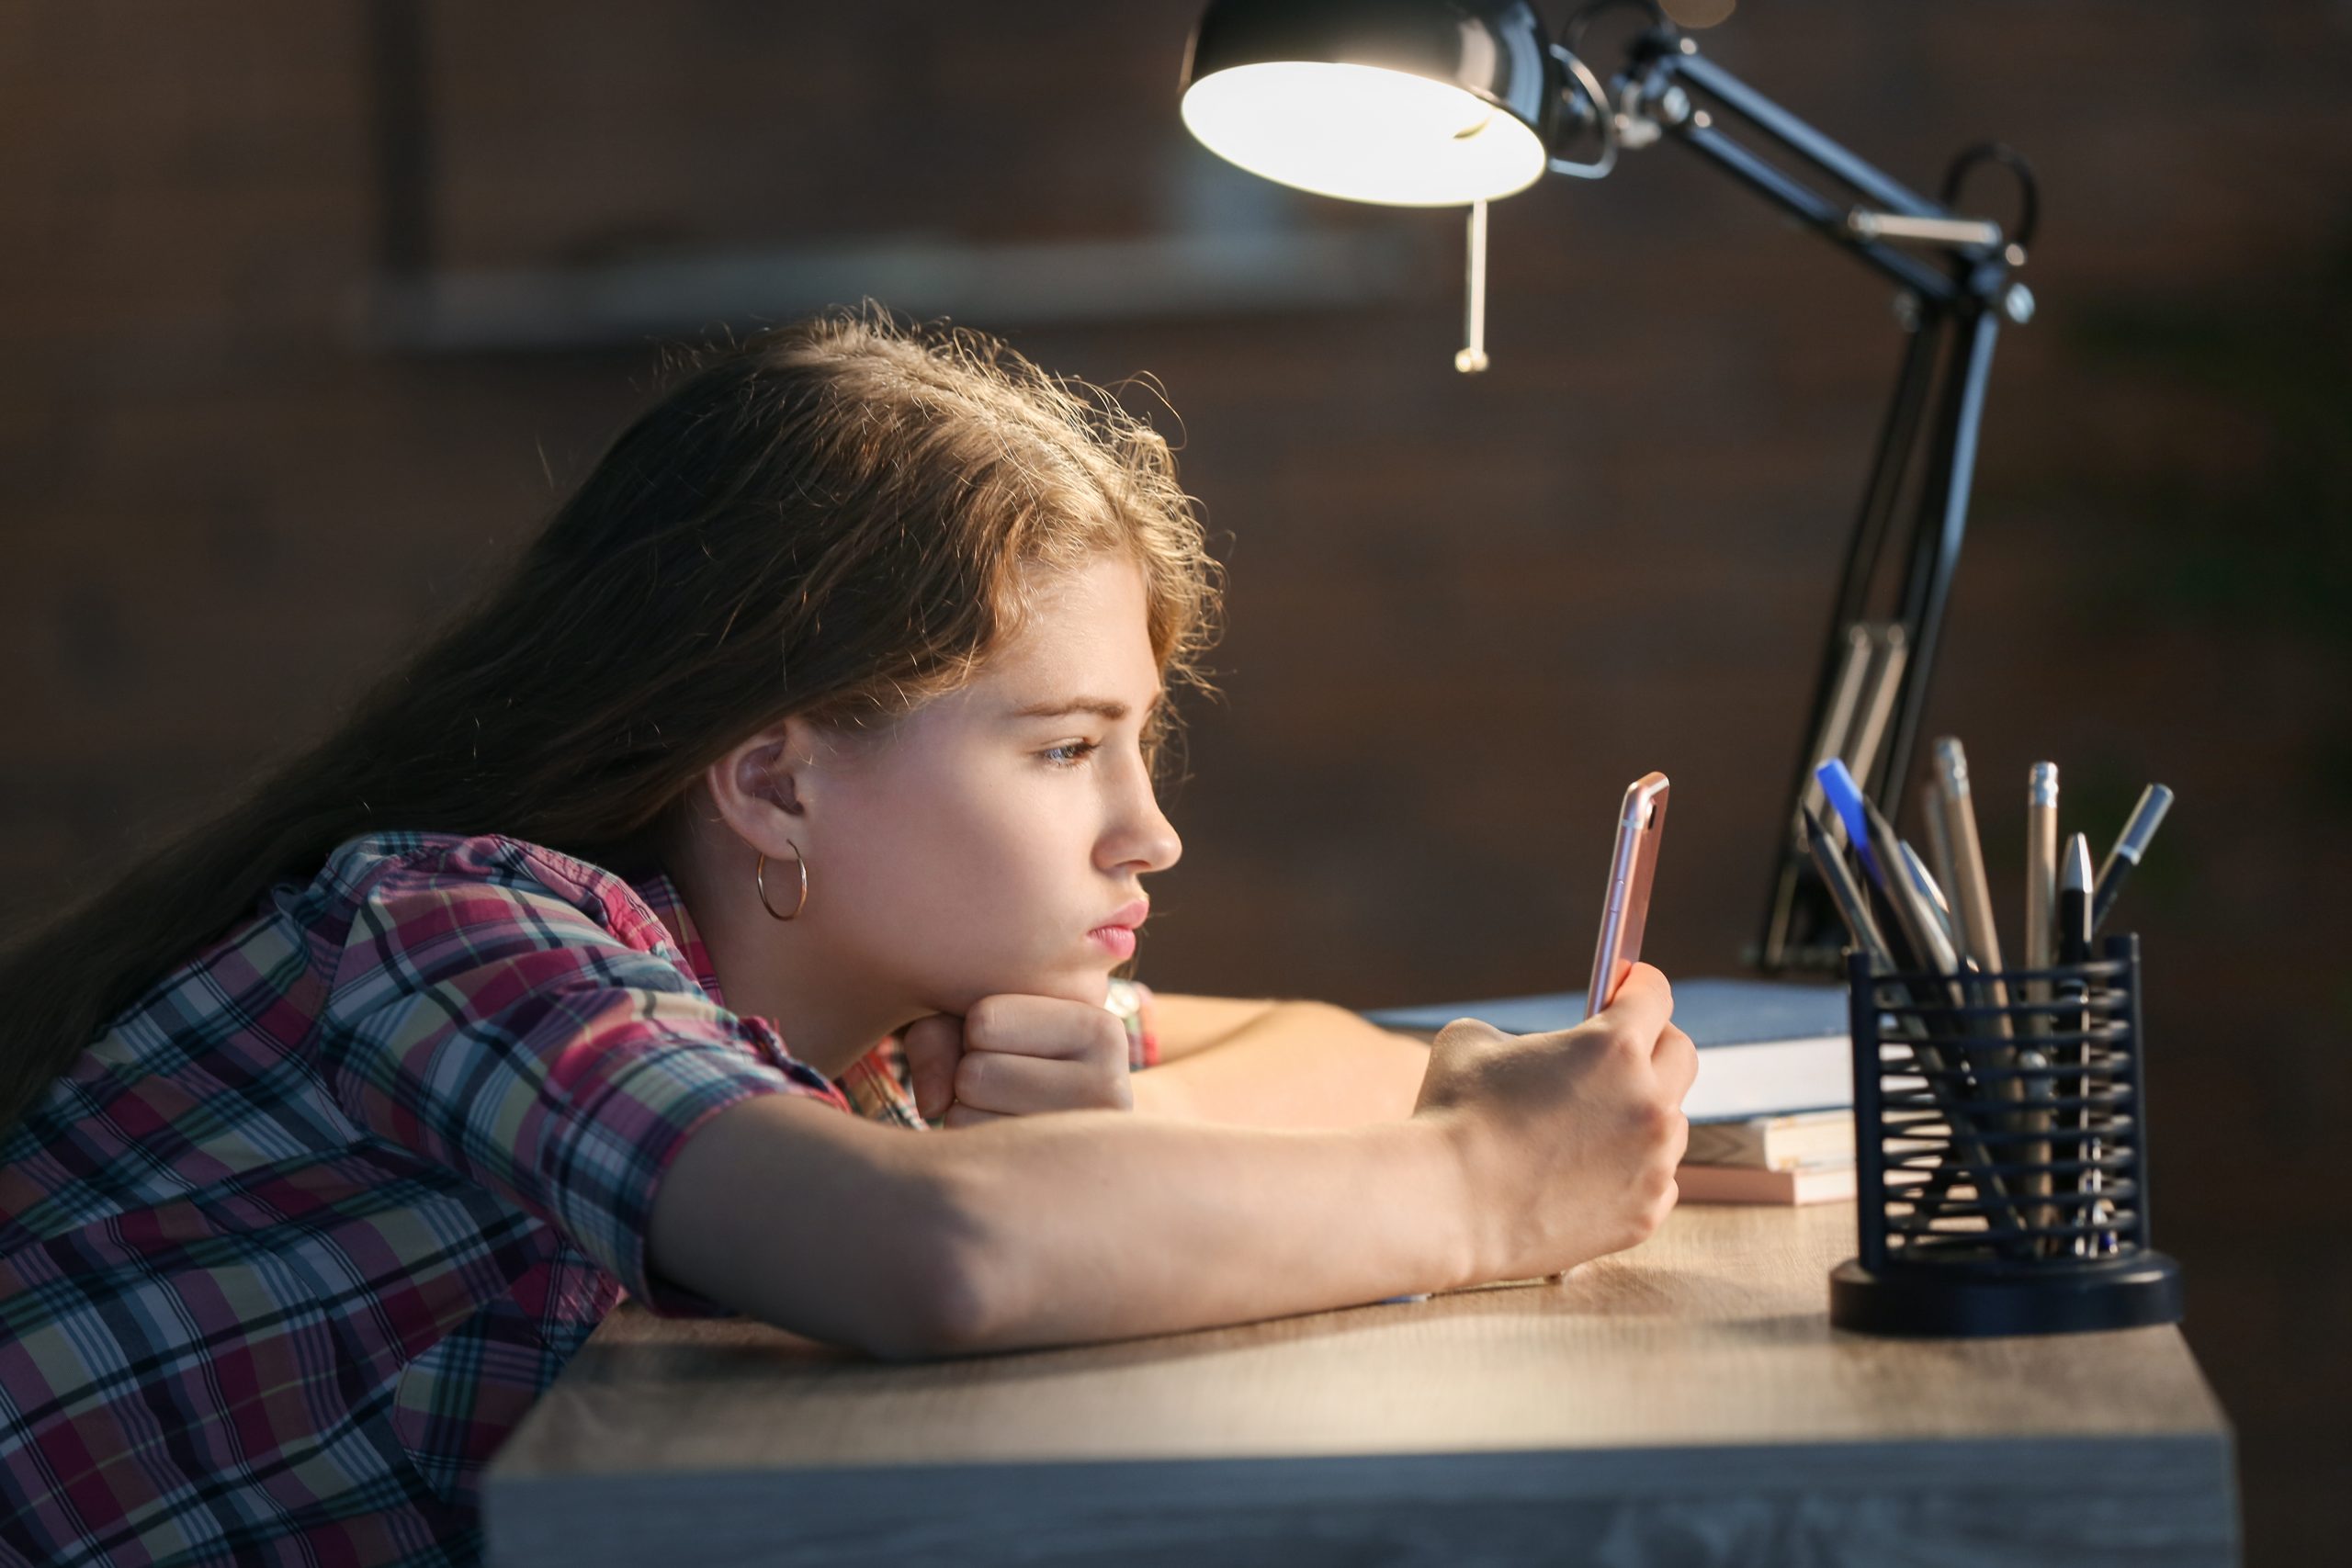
left=486, top=1201, right=2239, bottom=1567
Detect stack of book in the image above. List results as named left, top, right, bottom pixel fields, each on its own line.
left=1679, top=1108, right=1854, bottom=1204
left=1363, top=976, right=1859, bottom=1206
left=1669, top=976, right=1854, bottom=1204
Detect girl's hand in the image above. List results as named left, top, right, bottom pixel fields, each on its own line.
left=900, top=994, right=1136, bottom=1127
left=1409, top=963, right=1697, bottom=1283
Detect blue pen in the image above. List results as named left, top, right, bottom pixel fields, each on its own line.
left=1812, top=758, right=1883, bottom=888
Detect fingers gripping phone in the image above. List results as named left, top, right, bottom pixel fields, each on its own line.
left=1584, top=773, right=1669, bottom=1020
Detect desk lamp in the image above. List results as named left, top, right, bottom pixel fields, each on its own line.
left=1178, top=0, right=2039, bottom=972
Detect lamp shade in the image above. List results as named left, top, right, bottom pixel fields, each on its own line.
left=1180, top=0, right=1562, bottom=206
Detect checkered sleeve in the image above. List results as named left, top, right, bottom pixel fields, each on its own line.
left=319, top=866, right=848, bottom=1315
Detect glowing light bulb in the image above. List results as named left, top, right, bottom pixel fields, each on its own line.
left=1182, top=62, right=1547, bottom=207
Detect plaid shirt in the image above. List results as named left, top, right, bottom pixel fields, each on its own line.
left=0, top=830, right=1157, bottom=1567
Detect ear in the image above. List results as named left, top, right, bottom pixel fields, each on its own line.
left=700, top=716, right=832, bottom=863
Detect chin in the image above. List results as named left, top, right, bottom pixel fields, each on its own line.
left=1045, top=966, right=1114, bottom=1007
left=938, top=964, right=1107, bottom=1010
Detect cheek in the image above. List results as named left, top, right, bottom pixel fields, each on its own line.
left=839, top=762, right=1081, bottom=935
left=928, top=780, right=1083, bottom=912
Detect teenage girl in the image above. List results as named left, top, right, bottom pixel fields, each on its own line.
left=0, top=306, right=1695, bottom=1566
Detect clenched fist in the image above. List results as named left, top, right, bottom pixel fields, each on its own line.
left=901, top=993, right=1136, bottom=1128
left=1411, top=962, right=1697, bottom=1282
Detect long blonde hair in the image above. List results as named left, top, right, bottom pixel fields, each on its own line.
left=0, top=303, right=1223, bottom=1130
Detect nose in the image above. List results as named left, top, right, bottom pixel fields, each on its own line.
left=1102, top=758, right=1182, bottom=874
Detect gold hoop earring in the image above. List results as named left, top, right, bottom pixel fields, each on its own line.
left=754, top=840, right=809, bottom=921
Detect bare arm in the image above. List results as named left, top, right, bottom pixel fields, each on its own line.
left=648, top=964, right=1697, bottom=1362
left=1144, top=992, right=1283, bottom=1061
left=1131, top=997, right=1430, bottom=1128
left=649, top=1093, right=1474, bottom=1359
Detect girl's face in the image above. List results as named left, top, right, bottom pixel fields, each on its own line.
left=802, top=552, right=1182, bottom=1018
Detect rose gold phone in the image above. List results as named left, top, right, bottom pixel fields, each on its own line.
left=1584, top=772, right=1670, bottom=1020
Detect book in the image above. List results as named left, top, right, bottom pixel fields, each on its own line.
left=1683, top=1109, right=1854, bottom=1170
left=1675, top=1159, right=1856, bottom=1206
left=1363, top=976, right=1850, bottom=1122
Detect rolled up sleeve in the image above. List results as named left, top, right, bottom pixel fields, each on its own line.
left=321, top=867, right=847, bottom=1314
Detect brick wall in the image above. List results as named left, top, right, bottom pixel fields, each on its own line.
left=4, top=3, right=2346, bottom=1558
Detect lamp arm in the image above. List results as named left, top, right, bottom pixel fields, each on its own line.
left=1625, top=37, right=2013, bottom=300
left=1561, top=26, right=2033, bottom=972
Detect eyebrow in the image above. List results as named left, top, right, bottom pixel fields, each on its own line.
left=1007, top=689, right=1167, bottom=722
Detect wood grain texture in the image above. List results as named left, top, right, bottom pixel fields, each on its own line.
left=485, top=1201, right=2240, bottom=1567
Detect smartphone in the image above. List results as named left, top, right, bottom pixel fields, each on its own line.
left=1584, top=772, right=1670, bottom=1020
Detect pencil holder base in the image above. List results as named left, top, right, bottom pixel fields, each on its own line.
left=1828, top=1253, right=2184, bottom=1338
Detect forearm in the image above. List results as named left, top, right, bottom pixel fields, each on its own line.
left=650, top=1092, right=1475, bottom=1359
left=1133, top=999, right=1431, bottom=1128
left=941, top=1107, right=1474, bottom=1352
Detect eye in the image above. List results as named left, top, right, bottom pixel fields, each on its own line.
left=1041, top=739, right=1101, bottom=768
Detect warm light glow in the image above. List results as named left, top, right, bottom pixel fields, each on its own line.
left=1182, top=61, right=1547, bottom=207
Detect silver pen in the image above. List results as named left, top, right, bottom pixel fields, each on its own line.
left=1920, top=782, right=1962, bottom=947
left=2020, top=762, right=2062, bottom=1251
left=1799, top=803, right=1896, bottom=972
left=1895, top=840, right=1962, bottom=971
left=2057, top=834, right=2098, bottom=1256
left=2091, top=783, right=2174, bottom=935
left=2024, top=762, right=2061, bottom=1003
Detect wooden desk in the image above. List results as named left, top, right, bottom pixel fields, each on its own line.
left=485, top=1200, right=2239, bottom=1566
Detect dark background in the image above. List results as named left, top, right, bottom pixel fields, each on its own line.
left=3, top=2, right=2344, bottom=1559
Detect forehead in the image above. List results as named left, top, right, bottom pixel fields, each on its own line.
left=979, top=555, right=1155, bottom=690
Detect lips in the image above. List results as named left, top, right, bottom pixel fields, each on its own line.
left=1086, top=899, right=1148, bottom=962
left=1092, top=898, right=1148, bottom=933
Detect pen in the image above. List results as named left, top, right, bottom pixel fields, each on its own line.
left=1813, top=757, right=1883, bottom=888
left=1929, top=739, right=2011, bottom=1005
left=1800, top=803, right=1895, bottom=970
left=2019, top=762, right=2064, bottom=1252
left=1860, top=795, right=1960, bottom=979
left=1858, top=795, right=2035, bottom=1248
left=2023, top=762, right=2060, bottom=1026
left=1927, top=739, right=2030, bottom=1213
left=2091, top=783, right=2174, bottom=935
left=1920, top=782, right=1962, bottom=946
left=2057, top=832, right=2096, bottom=1256
left=1804, top=805, right=2029, bottom=1249
left=1862, top=802, right=1983, bottom=1103
left=1895, top=840, right=1961, bottom=963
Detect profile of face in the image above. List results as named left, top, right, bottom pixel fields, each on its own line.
left=696, top=551, right=1182, bottom=1053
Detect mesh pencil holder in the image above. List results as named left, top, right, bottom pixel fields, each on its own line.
left=1828, top=931, right=2186, bottom=1337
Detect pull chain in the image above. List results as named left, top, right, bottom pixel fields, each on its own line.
left=1454, top=198, right=1490, bottom=374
